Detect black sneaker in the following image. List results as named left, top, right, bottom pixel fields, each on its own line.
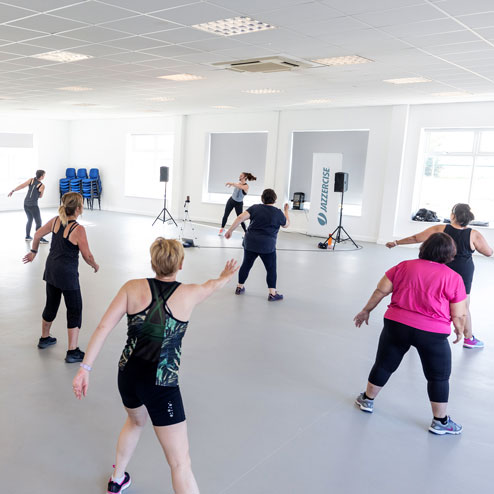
left=39, top=238, right=49, bottom=244
left=65, top=347, right=85, bottom=363
left=25, top=236, right=32, bottom=241
left=38, top=336, right=57, bottom=349
left=107, top=472, right=131, bottom=493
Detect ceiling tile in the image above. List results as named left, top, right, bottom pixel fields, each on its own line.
left=258, top=2, right=343, bottom=26
left=0, top=51, right=19, bottom=62
left=293, top=16, right=367, bottom=37
left=70, top=43, right=128, bottom=57
left=426, top=40, right=491, bottom=55
left=97, top=0, right=199, bottom=14
left=0, top=42, right=49, bottom=55
left=145, top=27, right=217, bottom=44
left=476, top=26, right=494, bottom=39
left=102, top=51, right=163, bottom=63
left=136, top=57, right=188, bottom=69
left=24, top=34, right=86, bottom=50
left=0, top=0, right=89, bottom=13
left=100, top=15, right=179, bottom=35
left=141, top=44, right=202, bottom=57
left=319, top=0, right=432, bottom=15
left=381, top=18, right=466, bottom=37
left=151, top=3, right=238, bottom=25
left=354, top=5, right=447, bottom=27
left=103, top=35, right=167, bottom=51
left=183, top=37, right=248, bottom=52
left=0, top=3, right=37, bottom=22
left=7, top=14, right=88, bottom=34
left=404, top=30, right=481, bottom=47
left=0, top=25, right=46, bottom=42
left=53, top=2, right=136, bottom=24
left=457, top=12, right=494, bottom=29
left=435, top=0, right=494, bottom=16
left=207, top=0, right=312, bottom=15
left=63, top=25, right=129, bottom=42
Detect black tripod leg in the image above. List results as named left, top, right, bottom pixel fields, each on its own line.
left=340, top=226, right=359, bottom=248
left=152, top=208, right=165, bottom=226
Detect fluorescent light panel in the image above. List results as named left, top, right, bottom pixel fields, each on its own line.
left=145, top=96, right=175, bottom=102
left=158, top=73, right=204, bottom=81
left=193, top=16, right=274, bottom=36
left=58, top=86, right=93, bottom=92
left=313, top=55, right=372, bottom=66
left=384, top=77, right=431, bottom=84
left=31, top=51, right=92, bottom=63
left=242, top=88, right=282, bottom=94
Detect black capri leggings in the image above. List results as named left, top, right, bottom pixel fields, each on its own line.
left=42, top=282, right=83, bottom=329
left=239, top=249, right=277, bottom=288
left=24, top=205, right=42, bottom=237
left=368, top=318, right=451, bottom=403
left=221, top=197, right=246, bottom=232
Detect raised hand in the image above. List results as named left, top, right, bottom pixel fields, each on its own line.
left=220, top=259, right=239, bottom=280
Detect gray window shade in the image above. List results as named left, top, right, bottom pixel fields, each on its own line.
left=207, top=132, right=267, bottom=195
left=289, top=130, right=369, bottom=204
left=0, top=133, right=34, bottom=148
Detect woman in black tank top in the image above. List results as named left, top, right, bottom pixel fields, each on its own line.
left=8, top=169, right=48, bottom=242
left=23, top=192, right=99, bottom=363
left=72, top=238, right=238, bottom=494
left=386, top=203, right=493, bottom=349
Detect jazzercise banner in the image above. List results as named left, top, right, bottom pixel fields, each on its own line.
left=307, top=153, right=342, bottom=237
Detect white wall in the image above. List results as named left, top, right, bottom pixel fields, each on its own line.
left=0, top=118, right=69, bottom=212
left=69, top=116, right=183, bottom=217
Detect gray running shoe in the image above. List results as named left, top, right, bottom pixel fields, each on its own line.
left=39, top=237, right=49, bottom=244
left=429, top=416, right=462, bottom=435
left=355, top=392, right=374, bottom=413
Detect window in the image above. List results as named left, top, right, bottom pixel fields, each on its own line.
left=417, top=129, right=494, bottom=222
left=125, top=133, right=174, bottom=199
left=1, top=133, right=36, bottom=195
left=204, top=132, right=267, bottom=202
left=289, top=131, right=369, bottom=215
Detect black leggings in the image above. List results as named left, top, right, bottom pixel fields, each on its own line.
left=239, top=249, right=277, bottom=288
left=42, top=283, right=83, bottom=329
left=221, top=197, right=246, bottom=232
left=369, top=319, right=451, bottom=403
left=24, top=205, right=41, bottom=237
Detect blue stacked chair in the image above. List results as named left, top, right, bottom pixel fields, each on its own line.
left=77, top=168, right=88, bottom=179
left=70, top=179, right=81, bottom=194
left=82, top=178, right=96, bottom=209
left=59, top=178, right=70, bottom=202
left=66, top=168, right=76, bottom=179
left=89, top=168, right=102, bottom=210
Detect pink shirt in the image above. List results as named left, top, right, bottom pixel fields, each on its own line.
left=384, top=259, right=466, bottom=334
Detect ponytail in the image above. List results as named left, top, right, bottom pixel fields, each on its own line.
left=243, top=172, right=257, bottom=181
left=59, top=192, right=83, bottom=226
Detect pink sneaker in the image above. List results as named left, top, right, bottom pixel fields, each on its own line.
left=218, top=228, right=225, bottom=236
left=463, top=336, right=485, bottom=349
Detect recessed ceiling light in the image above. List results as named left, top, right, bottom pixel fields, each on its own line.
left=431, top=91, right=471, bottom=97
left=242, top=89, right=282, bottom=94
left=145, top=96, right=176, bottom=102
left=306, top=99, right=332, bottom=104
left=158, top=74, right=204, bottom=81
left=212, top=105, right=236, bottom=109
left=384, top=77, right=431, bottom=84
left=193, top=16, right=275, bottom=36
left=58, top=86, right=93, bottom=92
left=313, top=55, right=372, bottom=66
left=31, top=51, right=92, bottom=63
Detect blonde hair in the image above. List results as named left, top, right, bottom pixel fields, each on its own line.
left=59, top=192, right=83, bottom=226
left=150, top=237, right=184, bottom=277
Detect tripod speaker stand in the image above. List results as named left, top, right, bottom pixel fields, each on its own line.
left=153, top=166, right=177, bottom=227
left=179, top=196, right=197, bottom=247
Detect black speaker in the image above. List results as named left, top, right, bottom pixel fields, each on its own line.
left=334, top=172, right=348, bottom=193
left=160, top=166, right=169, bottom=183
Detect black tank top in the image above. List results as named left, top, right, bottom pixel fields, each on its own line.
left=24, top=178, right=42, bottom=206
left=43, top=218, right=80, bottom=290
left=444, top=224, right=474, bottom=261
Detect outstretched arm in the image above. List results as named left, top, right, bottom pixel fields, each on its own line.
left=226, top=181, right=249, bottom=192
left=385, top=224, right=444, bottom=248
left=22, top=217, right=56, bottom=263
left=8, top=179, right=31, bottom=197
left=472, top=230, right=493, bottom=257
left=225, top=211, right=250, bottom=238
left=72, top=284, right=129, bottom=399
left=354, top=275, right=393, bottom=327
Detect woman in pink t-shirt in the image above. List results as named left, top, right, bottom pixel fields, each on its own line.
left=353, top=233, right=468, bottom=435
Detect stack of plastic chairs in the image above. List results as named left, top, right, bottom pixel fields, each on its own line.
left=88, top=168, right=102, bottom=210
left=60, top=167, right=102, bottom=209
left=59, top=168, right=76, bottom=202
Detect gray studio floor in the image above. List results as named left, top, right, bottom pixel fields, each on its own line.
left=0, top=209, right=492, bottom=493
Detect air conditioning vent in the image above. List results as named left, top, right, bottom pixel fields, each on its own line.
left=213, top=56, right=315, bottom=73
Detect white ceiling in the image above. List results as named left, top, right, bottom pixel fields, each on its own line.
left=0, top=0, right=494, bottom=117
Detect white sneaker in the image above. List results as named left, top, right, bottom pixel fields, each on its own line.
left=218, top=228, right=225, bottom=236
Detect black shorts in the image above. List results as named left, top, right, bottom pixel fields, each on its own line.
left=118, top=358, right=186, bottom=427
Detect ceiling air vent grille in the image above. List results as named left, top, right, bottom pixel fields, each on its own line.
left=213, top=56, right=314, bottom=73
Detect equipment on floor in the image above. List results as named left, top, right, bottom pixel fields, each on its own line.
left=153, top=166, right=177, bottom=227
left=179, top=195, right=198, bottom=247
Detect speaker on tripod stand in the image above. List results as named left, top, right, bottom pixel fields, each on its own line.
left=152, top=166, right=177, bottom=227
left=318, top=172, right=358, bottom=250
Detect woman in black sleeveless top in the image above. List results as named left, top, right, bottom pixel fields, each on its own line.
left=72, top=238, right=238, bottom=494
left=23, top=192, right=99, bottom=363
left=8, top=169, right=48, bottom=243
left=386, top=203, right=493, bottom=349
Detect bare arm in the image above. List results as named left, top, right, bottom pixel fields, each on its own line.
left=225, top=211, right=250, bottom=238
left=472, top=230, right=493, bottom=257
left=450, top=300, right=468, bottom=343
left=226, top=181, right=249, bottom=192
left=22, top=217, right=57, bottom=263
left=8, top=178, right=32, bottom=197
left=354, top=275, right=393, bottom=327
left=72, top=284, right=129, bottom=399
left=38, top=184, right=45, bottom=198
left=282, top=203, right=290, bottom=229
left=73, top=226, right=99, bottom=272
left=386, top=224, right=444, bottom=248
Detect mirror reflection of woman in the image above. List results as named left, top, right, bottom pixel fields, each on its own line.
left=8, top=169, right=49, bottom=243
left=219, top=172, right=256, bottom=236
left=386, top=203, right=493, bottom=349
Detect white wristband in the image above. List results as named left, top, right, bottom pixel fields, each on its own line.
left=394, top=240, right=398, bottom=246
left=80, top=363, right=92, bottom=371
